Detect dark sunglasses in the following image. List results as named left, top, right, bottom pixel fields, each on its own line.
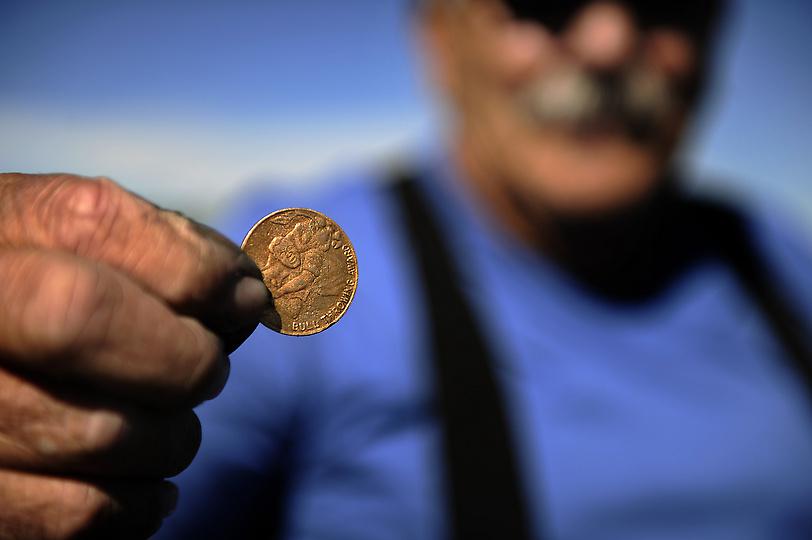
left=501, top=0, right=722, bottom=36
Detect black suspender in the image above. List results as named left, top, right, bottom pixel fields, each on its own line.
left=390, top=173, right=535, bottom=540
left=388, top=170, right=811, bottom=540
left=687, top=198, right=812, bottom=400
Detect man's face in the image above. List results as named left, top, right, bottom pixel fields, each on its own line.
left=421, top=0, right=714, bottom=215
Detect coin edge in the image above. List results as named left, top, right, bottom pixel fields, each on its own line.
left=240, top=208, right=359, bottom=337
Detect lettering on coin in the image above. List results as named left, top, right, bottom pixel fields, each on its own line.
left=241, top=209, right=359, bottom=336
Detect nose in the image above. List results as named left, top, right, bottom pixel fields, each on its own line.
left=564, top=2, right=638, bottom=70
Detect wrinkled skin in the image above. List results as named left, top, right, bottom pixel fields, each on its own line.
left=0, top=173, right=269, bottom=539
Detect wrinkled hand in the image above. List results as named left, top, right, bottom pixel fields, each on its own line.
left=0, top=173, right=269, bottom=539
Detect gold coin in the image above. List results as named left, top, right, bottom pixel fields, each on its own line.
left=241, top=209, right=358, bottom=336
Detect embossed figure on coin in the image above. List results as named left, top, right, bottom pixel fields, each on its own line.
left=242, top=209, right=358, bottom=336
left=262, top=216, right=338, bottom=319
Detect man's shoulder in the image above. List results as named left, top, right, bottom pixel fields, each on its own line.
left=218, top=166, right=392, bottom=246
left=746, top=198, right=812, bottom=316
left=699, top=189, right=812, bottom=319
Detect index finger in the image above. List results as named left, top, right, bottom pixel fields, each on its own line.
left=0, top=249, right=228, bottom=408
left=0, top=173, right=269, bottom=349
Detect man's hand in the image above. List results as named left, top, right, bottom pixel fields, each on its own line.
left=0, top=173, right=270, bottom=539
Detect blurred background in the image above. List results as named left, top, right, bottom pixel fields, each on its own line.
left=1, top=0, right=810, bottom=229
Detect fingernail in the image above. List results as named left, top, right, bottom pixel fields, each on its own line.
left=159, top=483, right=179, bottom=517
left=237, top=252, right=263, bottom=280
left=233, top=276, right=271, bottom=316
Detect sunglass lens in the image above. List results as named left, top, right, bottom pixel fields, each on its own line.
left=502, top=0, right=718, bottom=37
left=502, top=0, right=588, bottom=32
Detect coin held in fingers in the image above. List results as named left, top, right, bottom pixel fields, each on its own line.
left=241, top=209, right=358, bottom=336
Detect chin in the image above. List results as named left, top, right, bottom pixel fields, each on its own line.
left=508, top=130, right=666, bottom=216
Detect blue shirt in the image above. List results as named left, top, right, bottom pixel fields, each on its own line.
left=158, top=152, right=812, bottom=540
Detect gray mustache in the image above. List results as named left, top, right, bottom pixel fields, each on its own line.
left=519, top=65, right=684, bottom=142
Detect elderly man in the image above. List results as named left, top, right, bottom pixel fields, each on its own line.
left=1, top=0, right=810, bottom=539
left=156, top=1, right=812, bottom=539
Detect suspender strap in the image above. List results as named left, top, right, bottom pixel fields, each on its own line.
left=389, top=173, right=535, bottom=540
left=689, top=199, right=812, bottom=394
left=387, top=167, right=811, bottom=539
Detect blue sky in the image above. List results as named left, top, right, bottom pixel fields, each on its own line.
left=0, top=1, right=421, bottom=116
left=1, top=0, right=810, bottom=229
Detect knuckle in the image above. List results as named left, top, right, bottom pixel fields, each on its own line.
left=34, top=176, right=117, bottom=251
left=43, top=177, right=124, bottom=255
left=1, top=174, right=126, bottom=258
left=72, top=410, right=127, bottom=458
left=57, top=176, right=107, bottom=216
